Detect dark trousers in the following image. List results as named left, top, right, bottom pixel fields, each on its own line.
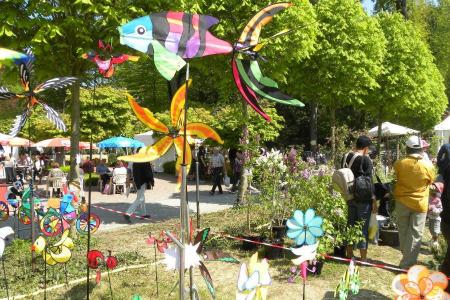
left=211, top=167, right=223, bottom=193
left=100, top=174, right=110, bottom=187
left=232, top=172, right=241, bottom=191
left=441, top=222, right=450, bottom=292
left=5, top=167, right=14, bottom=183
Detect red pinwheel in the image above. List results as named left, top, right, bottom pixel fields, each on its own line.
left=146, top=232, right=172, bottom=253
left=87, top=249, right=118, bottom=284
left=82, top=40, right=139, bottom=78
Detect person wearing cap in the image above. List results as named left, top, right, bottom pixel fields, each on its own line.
left=342, top=135, right=377, bottom=261
left=393, top=135, right=435, bottom=269
left=421, top=139, right=431, bottom=161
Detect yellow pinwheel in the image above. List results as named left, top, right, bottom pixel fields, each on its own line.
left=119, top=80, right=223, bottom=186
left=32, top=230, right=74, bottom=265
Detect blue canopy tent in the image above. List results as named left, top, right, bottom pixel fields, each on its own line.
left=97, top=137, right=145, bottom=149
left=97, top=137, right=145, bottom=156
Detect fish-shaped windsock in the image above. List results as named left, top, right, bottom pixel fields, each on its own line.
left=118, top=12, right=233, bottom=80
left=0, top=226, right=14, bottom=258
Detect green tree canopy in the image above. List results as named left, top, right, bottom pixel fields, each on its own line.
left=366, top=12, right=446, bottom=131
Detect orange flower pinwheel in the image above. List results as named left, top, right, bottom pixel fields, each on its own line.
left=392, top=265, right=449, bottom=299
left=119, top=79, right=223, bottom=186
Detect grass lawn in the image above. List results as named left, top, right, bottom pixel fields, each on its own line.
left=1, top=207, right=441, bottom=299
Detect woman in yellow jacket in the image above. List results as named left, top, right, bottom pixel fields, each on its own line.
left=393, top=136, right=435, bottom=269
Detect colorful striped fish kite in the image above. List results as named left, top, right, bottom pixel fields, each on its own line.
left=82, top=40, right=139, bottom=78
left=118, top=3, right=302, bottom=121
left=0, top=50, right=77, bottom=136
left=118, top=12, right=233, bottom=81
left=232, top=2, right=304, bottom=122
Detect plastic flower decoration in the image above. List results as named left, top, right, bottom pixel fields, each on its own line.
left=32, top=230, right=74, bottom=265
left=392, top=265, right=449, bottom=300
left=82, top=40, right=139, bottom=78
left=236, top=252, right=271, bottom=300
left=119, top=79, right=223, bottom=187
left=334, top=258, right=360, bottom=300
left=87, top=250, right=118, bottom=284
left=287, top=209, right=324, bottom=246
left=162, top=243, right=201, bottom=271
left=0, top=226, right=14, bottom=258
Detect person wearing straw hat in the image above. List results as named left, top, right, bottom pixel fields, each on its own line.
left=393, top=135, right=435, bottom=269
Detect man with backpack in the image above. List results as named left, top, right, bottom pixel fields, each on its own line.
left=339, top=135, right=376, bottom=261
left=393, top=136, right=434, bottom=268
left=437, top=137, right=450, bottom=175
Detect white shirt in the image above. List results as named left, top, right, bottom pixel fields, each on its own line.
left=210, top=153, right=224, bottom=168
left=112, top=166, right=127, bottom=177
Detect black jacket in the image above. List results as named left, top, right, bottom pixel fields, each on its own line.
left=133, top=162, right=154, bottom=189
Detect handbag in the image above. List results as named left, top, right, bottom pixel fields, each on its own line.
left=223, top=175, right=230, bottom=188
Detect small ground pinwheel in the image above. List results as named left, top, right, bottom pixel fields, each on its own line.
left=0, top=50, right=77, bottom=136
left=87, top=250, right=118, bottom=299
left=82, top=40, right=139, bottom=78
left=287, top=209, right=324, bottom=300
left=392, top=265, right=449, bottom=299
left=236, top=252, right=271, bottom=300
left=334, top=258, right=360, bottom=300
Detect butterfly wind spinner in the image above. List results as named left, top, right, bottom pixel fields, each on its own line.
left=0, top=50, right=77, bottom=136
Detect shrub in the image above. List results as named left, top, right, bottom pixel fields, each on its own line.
left=163, top=161, right=176, bottom=175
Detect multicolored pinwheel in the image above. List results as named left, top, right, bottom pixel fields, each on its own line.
left=236, top=252, right=271, bottom=300
left=0, top=48, right=33, bottom=67
left=32, top=230, right=74, bottom=265
left=82, top=40, right=139, bottom=78
left=0, top=50, right=77, bottom=136
left=392, top=265, right=449, bottom=300
left=287, top=209, right=324, bottom=246
left=118, top=12, right=233, bottom=80
left=118, top=80, right=223, bottom=186
left=232, top=2, right=304, bottom=121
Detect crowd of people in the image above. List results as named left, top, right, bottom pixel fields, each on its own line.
left=338, top=134, right=450, bottom=286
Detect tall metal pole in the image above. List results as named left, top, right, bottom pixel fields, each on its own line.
left=86, top=76, right=96, bottom=300
left=28, top=117, right=36, bottom=271
left=195, top=161, right=200, bottom=229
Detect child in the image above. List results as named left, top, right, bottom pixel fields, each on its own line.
left=428, top=182, right=444, bottom=249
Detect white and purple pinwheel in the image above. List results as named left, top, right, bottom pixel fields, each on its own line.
left=286, top=209, right=324, bottom=246
left=0, top=226, right=14, bottom=258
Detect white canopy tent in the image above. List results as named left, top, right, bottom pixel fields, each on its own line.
left=434, top=115, right=450, bottom=151
left=368, top=122, right=419, bottom=138
left=133, top=131, right=176, bottom=173
left=0, top=133, right=19, bottom=159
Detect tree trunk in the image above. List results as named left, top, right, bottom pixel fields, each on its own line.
left=396, top=0, right=407, bottom=18
left=310, top=102, right=318, bottom=152
left=69, top=81, right=80, bottom=181
left=330, top=107, right=336, bottom=166
left=238, top=102, right=249, bottom=204
left=377, top=108, right=383, bottom=156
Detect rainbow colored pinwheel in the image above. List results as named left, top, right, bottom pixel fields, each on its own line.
left=287, top=209, right=324, bottom=246
left=237, top=252, right=271, bottom=300
left=119, top=80, right=223, bottom=186
left=392, top=265, right=449, bottom=300
left=232, top=3, right=304, bottom=122
left=82, top=40, right=139, bottom=78
left=32, top=230, right=74, bottom=265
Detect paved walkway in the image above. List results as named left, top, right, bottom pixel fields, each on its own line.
left=2, top=173, right=236, bottom=238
